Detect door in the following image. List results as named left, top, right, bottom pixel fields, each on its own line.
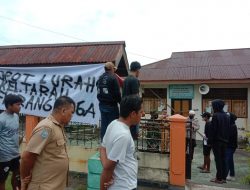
left=171, top=99, right=191, bottom=117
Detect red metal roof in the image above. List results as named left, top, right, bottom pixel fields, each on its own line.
left=0, top=41, right=126, bottom=66
left=139, top=48, right=250, bottom=82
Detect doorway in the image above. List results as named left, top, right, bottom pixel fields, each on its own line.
left=171, top=99, right=191, bottom=117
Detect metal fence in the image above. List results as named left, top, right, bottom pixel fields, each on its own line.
left=18, top=116, right=171, bottom=153
left=19, top=114, right=26, bottom=144
left=65, top=122, right=100, bottom=148
left=17, top=114, right=101, bottom=148
left=137, top=119, right=170, bottom=154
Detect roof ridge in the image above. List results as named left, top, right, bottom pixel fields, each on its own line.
left=142, top=58, right=170, bottom=68
left=172, top=47, right=250, bottom=55
left=0, top=41, right=126, bottom=50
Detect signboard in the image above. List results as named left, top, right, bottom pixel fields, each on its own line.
left=0, top=64, right=105, bottom=125
left=169, top=84, right=194, bottom=99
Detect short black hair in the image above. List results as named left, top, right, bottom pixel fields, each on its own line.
left=4, top=94, right=23, bottom=108
left=130, top=61, right=141, bottom=71
left=120, top=95, right=143, bottom=118
left=53, top=96, right=75, bottom=111
left=201, top=112, right=211, bottom=119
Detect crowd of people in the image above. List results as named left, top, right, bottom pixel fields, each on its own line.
left=97, top=61, right=142, bottom=190
left=190, top=100, right=238, bottom=184
left=0, top=60, right=240, bottom=190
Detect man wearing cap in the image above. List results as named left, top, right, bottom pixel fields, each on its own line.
left=122, top=61, right=142, bottom=140
left=96, top=62, right=121, bottom=141
left=186, top=110, right=200, bottom=160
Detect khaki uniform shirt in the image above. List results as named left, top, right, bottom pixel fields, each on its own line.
left=26, top=115, right=68, bottom=190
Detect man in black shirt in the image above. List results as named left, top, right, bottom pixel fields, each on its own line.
left=122, top=61, right=141, bottom=97
left=208, top=99, right=230, bottom=184
left=226, top=112, right=238, bottom=181
left=122, top=61, right=141, bottom=139
left=96, top=62, right=121, bottom=141
left=199, top=112, right=212, bottom=173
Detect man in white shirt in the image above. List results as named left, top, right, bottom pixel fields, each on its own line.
left=186, top=110, right=200, bottom=160
left=100, top=95, right=143, bottom=190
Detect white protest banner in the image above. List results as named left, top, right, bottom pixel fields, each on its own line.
left=0, top=64, right=105, bottom=125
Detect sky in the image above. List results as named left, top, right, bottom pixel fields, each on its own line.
left=1, top=0, right=250, bottom=65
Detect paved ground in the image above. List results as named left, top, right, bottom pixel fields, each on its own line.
left=66, top=141, right=250, bottom=190
left=186, top=141, right=250, bottom=190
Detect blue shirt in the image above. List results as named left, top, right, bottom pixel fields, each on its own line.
left=0, top=111, right=20, bottom=162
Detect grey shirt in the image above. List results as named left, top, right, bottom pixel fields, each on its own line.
left=0, top=111, right=20, bottom=162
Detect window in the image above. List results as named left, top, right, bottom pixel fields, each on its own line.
left=142, top=88, right=167, bottom=113
left=202, top=88, right=247, bottom=118
left=232, top=100, right=247, bottom=118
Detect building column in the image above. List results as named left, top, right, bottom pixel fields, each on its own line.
left=169, top=114, right=187, bottom=187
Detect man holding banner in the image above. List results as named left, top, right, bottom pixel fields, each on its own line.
left=96, top=62, right=121, bottom=141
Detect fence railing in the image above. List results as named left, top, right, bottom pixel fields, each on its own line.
left=137, top=119, right=170, bottom=154
left=18, top=116, right=171, bottom=153
left=19, top=114, right=26, bottom=144
left=17, top=114, right=101, bottom=148
left=65, top=123, right=100, bottom=148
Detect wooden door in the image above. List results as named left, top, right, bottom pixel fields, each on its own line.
left=171, top=99, right=191, bottom=117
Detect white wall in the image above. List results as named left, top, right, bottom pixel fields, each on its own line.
left=138, top=152, right=169, bottom=182
left=190, top=83, right=249, bottom=140
left=142, top=83, right=250, bottom=141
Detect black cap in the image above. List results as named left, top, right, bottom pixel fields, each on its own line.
left=130, top=61, right=141, bottom=71
left=201, top=112, right=211, bottom=118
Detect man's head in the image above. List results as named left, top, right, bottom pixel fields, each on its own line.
left=120, top=95, right=143, bottom=126
left=162, top=108, right=167, bottom=115
left=188, top=110, right=195, bottom=119
left=212, top=99, right=225, bottom=113
left=4, top=94, right=23, bottom=114
left=104, top=62, right=117, bottom=73
left=52, top=96, right=75, bottom=126
left=130, top=61, right=141, bottom=77
left=201, top=112, right=211, bottom=121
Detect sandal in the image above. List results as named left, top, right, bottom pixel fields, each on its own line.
left=210, top=178, right=223, bottom=184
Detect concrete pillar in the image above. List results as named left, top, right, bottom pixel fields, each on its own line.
left=25, top=115, right=39, bottom=142
left=169, top=114, right=187, bottom=187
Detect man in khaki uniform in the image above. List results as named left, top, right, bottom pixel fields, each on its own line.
left=20, top=96, right=75, bottom=190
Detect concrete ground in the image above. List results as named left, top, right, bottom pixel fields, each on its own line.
left=186, top=141, right=250, bottom=190
left=66, top=141, right=250, bottom=190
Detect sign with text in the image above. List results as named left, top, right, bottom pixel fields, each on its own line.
left=0, top=64, right=105, bottom=124
left=169, top=84, right=194, bottom=99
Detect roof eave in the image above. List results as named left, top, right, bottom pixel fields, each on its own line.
left=140, top=79, right=250, bottom=85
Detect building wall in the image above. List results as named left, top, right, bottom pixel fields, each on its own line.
left=21, top=143, right=169, bottom=183
left=142, top=83, right=250, bottom=141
